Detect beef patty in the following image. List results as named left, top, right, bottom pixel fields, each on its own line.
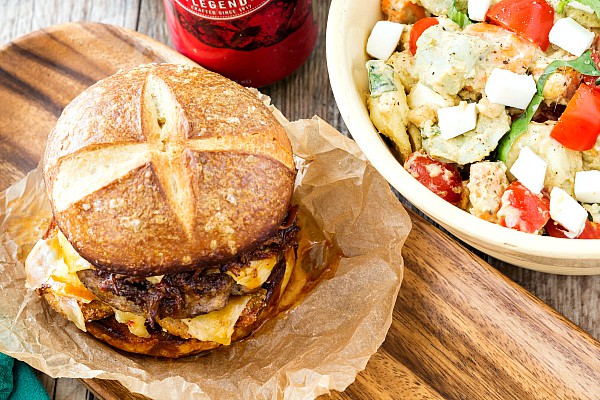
left=77, top=268, right=236, bottom=321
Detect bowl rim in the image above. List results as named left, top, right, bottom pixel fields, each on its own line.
left=325, top=0, right=600, bottom=264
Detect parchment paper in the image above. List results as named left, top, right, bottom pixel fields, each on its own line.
left=0, top=109, right=411, bottom=399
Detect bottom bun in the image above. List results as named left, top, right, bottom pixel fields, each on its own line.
left=84, top=287, right=278, bottom=358
left=86, top=317, right=220, bottom=358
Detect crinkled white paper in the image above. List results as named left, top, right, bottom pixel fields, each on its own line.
left=0, top=114, right=410, bottom=400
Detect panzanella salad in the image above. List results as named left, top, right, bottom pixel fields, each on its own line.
left=366, top=0, right=600, bottom=239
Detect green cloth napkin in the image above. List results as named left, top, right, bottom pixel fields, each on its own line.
left=0, top=353, right=50, bottom=400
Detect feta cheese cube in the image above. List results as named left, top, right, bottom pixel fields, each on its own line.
left=437, top=101, right=478, bottom=140
left=407, top=83, right=449, bottom=109
left=367, top=21, right=405, bottom=61
left=468, top=0, right=492, bottom=22
left=485, top=68, right=537, bottom=109
left=567, top=1, right=594, bottom=14
left=550, top=187, right=588, bottom=238
left=549, top=17, right=595, bottom=57
left=575, top=170, right=600, bottom=203
left=509, top=146, right=547, bottom=194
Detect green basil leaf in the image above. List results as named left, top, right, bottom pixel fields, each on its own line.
left=538, top=50, right=600, bottom=93
left=448, top=0, right=473, bottom=28
left=496, top=50, right=600, bottom=162
left=496, top=94, right=543, bottom=162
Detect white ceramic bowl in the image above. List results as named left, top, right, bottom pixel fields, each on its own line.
left=326, top=0, right=600, bottom=274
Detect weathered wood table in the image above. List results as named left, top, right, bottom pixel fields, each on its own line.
left=1, top=1, right=598, bottom=399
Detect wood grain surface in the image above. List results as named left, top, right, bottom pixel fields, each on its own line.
left=0, top=1, right=599, bottom=399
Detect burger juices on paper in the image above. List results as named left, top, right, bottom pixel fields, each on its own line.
left=24, top=63, right=304, bottom=358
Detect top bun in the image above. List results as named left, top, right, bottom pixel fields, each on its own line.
left=44, top=64, right=295, bottom=276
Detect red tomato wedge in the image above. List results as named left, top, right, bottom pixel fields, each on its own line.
left=497, top=181, right=550, bottom=234
left=546, top=219, right=600, bottom=239
left=550, top=83, right=600, bottom=151
left=404, top=150, right=463, bottom=205
left=486, top=0, right=554, bottom=51
left=409, top=17, right=439, bottom=55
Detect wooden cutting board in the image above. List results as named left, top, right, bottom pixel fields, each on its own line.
left=1, top=22, right=599, bottom=400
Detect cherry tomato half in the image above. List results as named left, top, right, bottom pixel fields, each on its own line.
left=497, top=181, right=550, bottom=234
left=404, top=150, right=463, bottom=205
left=409, top=17, right=439, bottom=55
left=546, top=219, right=600, bottom=239
left=550, top=83, right=600, bottom=151
left=486, top=0, right=554, bottom=51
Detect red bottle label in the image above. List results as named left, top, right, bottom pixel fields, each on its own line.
left=173, top=0, right=312, bottom=50
left=174, top=0, right=271, bottom=20
left=164, top=0, right=318, bottom=86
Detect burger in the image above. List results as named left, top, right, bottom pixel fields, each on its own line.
left=24, top=63, right=299, bottom=358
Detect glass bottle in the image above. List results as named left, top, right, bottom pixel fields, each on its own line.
left=163, top=0, right=318, bottom=87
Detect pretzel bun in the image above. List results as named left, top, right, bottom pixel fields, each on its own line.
left=43, top=64, right=295, bottom=276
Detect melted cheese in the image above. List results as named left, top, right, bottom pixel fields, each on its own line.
left=55, top=296, right=87, bottom=332
left=56, top=230, right=93, bottom=273
left=25, top=233, right=95, bottom=303
left=25, top=236, right=62, bottom=290
left=280, top=248, right=295, bottom=297
left=182, top=295, right=251, bottom=345
left=145, top=275, right=164, bottom=284
left=24, top=231, right=98, bottom=332
left=114, top=309, right=151, bottom=338
left=227, top=255, right=277, bottom=290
